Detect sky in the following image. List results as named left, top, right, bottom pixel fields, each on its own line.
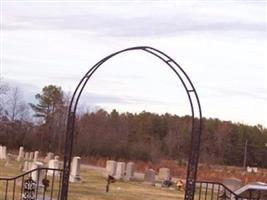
left=1, top=0, right=267, bottom=127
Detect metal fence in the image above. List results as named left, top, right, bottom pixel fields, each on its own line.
left=0, top=168, right=63, bottom=200
left=1, top=169, right=263, bottom=200
left=195, top=181, right=260, bottom=200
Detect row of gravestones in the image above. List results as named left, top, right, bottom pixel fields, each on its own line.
left=10, top=146, right=82, bottom=183
left=17, top=147, right=39, bottom=162
left=16, top=146, right=60, bottom=163
left=22, top=155, right=82, bottom=183
left=106, top=160, right=135, bottom=181
left=0, top=145, right=7, bottom=159
left=144, top=168, right=171, bottom=185
left=105, top=160, right=171, bottom=185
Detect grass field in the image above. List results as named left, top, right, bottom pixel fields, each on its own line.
left=0, top=160, right=184, bottom=200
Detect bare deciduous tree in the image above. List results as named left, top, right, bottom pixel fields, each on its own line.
left=7, top=87, right=29, bottom=121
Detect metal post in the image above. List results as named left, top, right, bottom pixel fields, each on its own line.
left=243, top=139, right=248, bottom=169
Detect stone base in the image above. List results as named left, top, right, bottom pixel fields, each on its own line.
left=124, top=176, right=134, bottom=181
left=114, top=175, right=124, bottom=180
left=143, top=181, right=155, bottom=186
left=69, top=175, right=82, bottom=183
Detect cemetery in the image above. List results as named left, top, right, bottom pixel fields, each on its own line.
left=0, top=147, right=185, bottom=200
left=1, top=0, right=267, bottom=199
left=1, top=45, right=267, bottom=200
left=1, top=145, right=267, bottom=199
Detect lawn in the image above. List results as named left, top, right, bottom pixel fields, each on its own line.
left=0, top=160, right=184, bottom=200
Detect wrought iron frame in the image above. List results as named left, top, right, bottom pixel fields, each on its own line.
left=60, top=46, right=202, bottom=200
left=0, top=167, right=63, bottom=200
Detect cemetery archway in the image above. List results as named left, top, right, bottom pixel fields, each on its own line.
left=61, top=46, right=202, bottom=200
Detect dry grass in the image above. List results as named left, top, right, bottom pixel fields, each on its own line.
left=0, top=160, right=184, bottom=200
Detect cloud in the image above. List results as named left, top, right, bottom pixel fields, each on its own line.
left=201, top=85, right=267, bottom=102
left=3, top=1, right=266, bottom=38
left=2, top=1, right=267, bottom=126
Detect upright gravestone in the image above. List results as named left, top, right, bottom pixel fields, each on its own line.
left=106, top=160, right=117, bottom=177
left=125, top=162, right=135, bottom=181
left=247, top=166, right=252, bottom=173
left=144, top=169, right=156, bottom=185
left=22, top=161, right=31, bottom=172
left=48, top=156, right=60, bottom=176
left=69, top=157, right=81, bottom=182
left=222, top=178, right=242, bottom=192
left=115, top=162, right=126, bottom=180
left=1, top=146, right=7, bottom=160
left=24, top=152, right=30, bottom=161
left=0, top=145, right=2, bottom=159
left=17, top=146, right=24, bottom=161
left=33, top=151, right=39, bottom=162
left=252, top=167, right=258, bottom=173
left=30, top=162, right=44, bottom=186
left=158, top=168, right=171, bottom=181
left=29, top=152, right=34, bottom=161
left=44, top=152, right=54, bottom=163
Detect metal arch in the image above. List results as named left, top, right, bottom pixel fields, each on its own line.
left=61, top=46, right=202, bottom=200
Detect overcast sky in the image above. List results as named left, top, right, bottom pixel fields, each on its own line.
left=1, top=0, right=267, bottom=127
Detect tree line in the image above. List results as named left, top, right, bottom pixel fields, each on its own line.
left=1, top=83, right=267, bottom=168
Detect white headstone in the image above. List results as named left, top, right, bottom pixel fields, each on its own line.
left=17, top=146, right=24, bottom=161
left=48, top=158, right=60, bottom=176
left=115, top=162, right=126, bottom=180
left=29, top=152, right=34, bottom=160
left=144, top=169, right=156, bottom=185
left=158, top=168, right=171, bottom=180
left=69, top=157, right=81, bottom=182
left=22, top=161, right=31, bottom=172
left=252, top=167, right=258, bottom=173
left=24, top=152, right=30, bottom=160
left=44, top=152, right=54, bottom=162
left=0, top=145, right=2, bottom=159
left=106, top=160, right=117, bottom=177
left=30, top=162, right=44, bottom=185
left=247, top=166, right=253, bottom=173
left=33, top=151, right=39, bottom=162
left=125, top=162, right=135, bottom=181
left=1, top=146, right=7, bottom=160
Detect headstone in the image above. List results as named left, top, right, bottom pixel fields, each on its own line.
left=29, top=152, right=34, bottom=160
left=106, top=160, right=117, bottom=176
left=222, top=178, right=242, bottom=191
left=158, top=168, right=171, bottom=181
left=22, top=161, right=31, bottom=172
left=30, top=162, right=44, bottom=186
left=48, top=157, right=60, bottom=176
left=1, top=146, right=7, bottom=160
left=125, top=162, right=135, bottom=181
left=0, top=145, right=2, bottom=159
left=247, top=166, right=253, bottom=173
left=144, top=169, right=156, bottom=185
left=44, top=152, right=54, bottom=162
left=17, top=146, right=24, bottom=161
left=115, top=162, right=126, bottom=180
left=33, top=151, right=39, bottom=162
left=69, top=157, right=81, bottom=182
left=252, top=167, right=258, bottom=173
left=24, top=152, right=30, bottom=160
